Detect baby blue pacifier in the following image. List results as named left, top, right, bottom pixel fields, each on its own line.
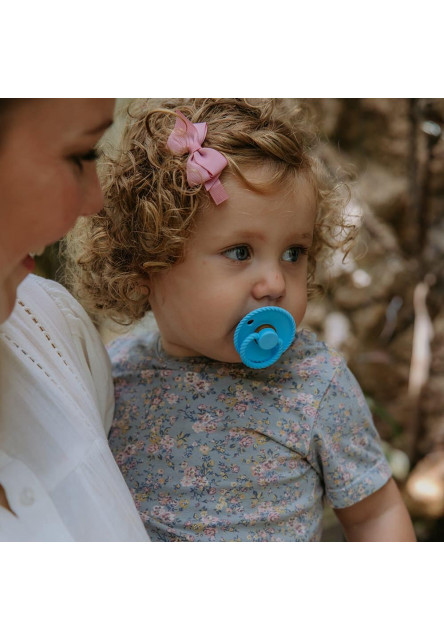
left=234, top=306, right=296, bottom=369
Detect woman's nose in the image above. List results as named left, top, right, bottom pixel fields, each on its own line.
left=251, top=265, right=286, bottom=301
left=81, top=168, right=104, bottom=217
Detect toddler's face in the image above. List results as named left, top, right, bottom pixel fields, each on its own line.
left=148, top=166, right=317, bottom=363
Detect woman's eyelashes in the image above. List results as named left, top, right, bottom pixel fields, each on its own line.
left=70, top=148, right=100, bottom=171
left=222, top=245, right=308, bottom=263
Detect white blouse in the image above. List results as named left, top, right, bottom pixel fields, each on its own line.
left=0, top=275, right=149, bottom=541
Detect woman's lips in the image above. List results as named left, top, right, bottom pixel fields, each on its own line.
left=22, top=254, right=35, bottom=272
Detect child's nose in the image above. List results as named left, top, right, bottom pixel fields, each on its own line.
left=251, top=265, right=286, bottom=301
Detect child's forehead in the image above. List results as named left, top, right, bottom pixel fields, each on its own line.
left=214, top=168, right=315, bottom=214
left=195, top=169, right=317, bottom=240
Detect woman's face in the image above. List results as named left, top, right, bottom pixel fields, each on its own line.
left=0, top=98, right=115, bottom=322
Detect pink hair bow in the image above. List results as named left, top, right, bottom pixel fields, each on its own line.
left=167, top=110, right=229, bottom=205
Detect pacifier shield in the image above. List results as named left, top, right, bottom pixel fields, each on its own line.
left=234, top=306, right=296, bottom=369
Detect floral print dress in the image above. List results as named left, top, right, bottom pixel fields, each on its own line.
left=108, top=329, right=391, bottom=541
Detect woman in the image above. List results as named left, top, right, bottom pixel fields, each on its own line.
left=0, top=99, right=148, bottom=540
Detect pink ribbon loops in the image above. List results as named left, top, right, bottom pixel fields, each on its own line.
left=166, top=110, right=229, bottom=205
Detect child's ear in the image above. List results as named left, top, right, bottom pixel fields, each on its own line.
left=138, top=277, right=152, bottom=299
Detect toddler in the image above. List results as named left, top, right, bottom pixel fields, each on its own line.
left=67, top=99, right=416, bottom=541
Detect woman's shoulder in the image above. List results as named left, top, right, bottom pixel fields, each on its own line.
left=10, top=275, right=102, bottom=363
left=18, top=274, right=91, bottom=328
left=3, top=275, right=114, bottom=428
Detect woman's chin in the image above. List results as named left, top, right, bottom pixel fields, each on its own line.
left=0, top=263, right=31, bottom=323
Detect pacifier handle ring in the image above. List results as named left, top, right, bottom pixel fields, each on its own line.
left=239, top=332, right=283, bottom=364
left=239, top=332, right=259, bottom=363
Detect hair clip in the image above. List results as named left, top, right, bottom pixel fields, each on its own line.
left=167, top=110, right=228, bottom=205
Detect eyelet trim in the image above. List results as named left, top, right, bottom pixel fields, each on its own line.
left=2, top=332, right=57, bottom=383
left=1, top=299, right=86, bottom=392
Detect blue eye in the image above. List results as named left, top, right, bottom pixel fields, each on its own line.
left=282, top=246, right=307, bottom=263
left=223, top=245, right=251, bottom=261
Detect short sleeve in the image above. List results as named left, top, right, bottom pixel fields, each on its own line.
left=308, top=360, right=392, bottom=509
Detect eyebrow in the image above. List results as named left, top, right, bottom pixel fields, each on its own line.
left=84, top=119, right=114, bottom=136
left=230, top=230, right=313, bottom=242
left=296, top=232, right=313, bottom=241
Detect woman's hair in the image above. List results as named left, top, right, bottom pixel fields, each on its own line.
left=64, top=98, right=354, bottom=325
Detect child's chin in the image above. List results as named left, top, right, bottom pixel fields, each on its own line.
left=221, top=353, right=242, bottom=365
left=207, top=347, right=242, bottom=364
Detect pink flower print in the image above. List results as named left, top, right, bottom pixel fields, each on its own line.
left=180, top=465, right=209, bottom=489
left=147, top=442, right=160, bottom=454
left=229, top=427, right=247, bottom=437
left=239, top=435, right=254, bottom=449
left=181, top=474, right=194, bottom=487
left=160, top=435, right=175, bottom=450
left=280, top=395, right=298, bottom=411
left=165, top=393, right=179, bottom=405
left=234, top=402, right=248, bottom=415
left=236, top=389, right=254, bottom=402
left=159, top=496, right=179, bottom=509
left=114, top=452, right=126, bottom=466
left=124, top=443, right=139, bottom=456
left=194, top=475, right=209, bottom=490
left=185, top=372, right=210, bottom=392
left=139, top=510, right=150, bottom=523
left=192, top=414, right=218, bottom=433
left=298, top=393, right=315, bottom=405
left=285, top=433, right=300, bottom=449
left=302, top=404, right=317, bottom=417
left=152, top=505, right=175, bottom=524
left=140, top=370, right=154, bottom=383
left=257, top=502, right=280, bottom=521
left=199, top=445, right=211, bottom=455
left=201, top=513, right=218, bottom=525
left=251, top=458, right=280, bottom=482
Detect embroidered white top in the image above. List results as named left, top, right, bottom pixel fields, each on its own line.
left=0, top=275, right=148, bottom=541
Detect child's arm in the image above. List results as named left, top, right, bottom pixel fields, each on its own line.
left=334, top=478, right=416, bottom=541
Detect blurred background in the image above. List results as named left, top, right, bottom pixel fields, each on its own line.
left=36, top=98, right=444, bottom=541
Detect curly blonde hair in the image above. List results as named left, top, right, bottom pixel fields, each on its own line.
left=64, top=98, right=353, bottom=325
